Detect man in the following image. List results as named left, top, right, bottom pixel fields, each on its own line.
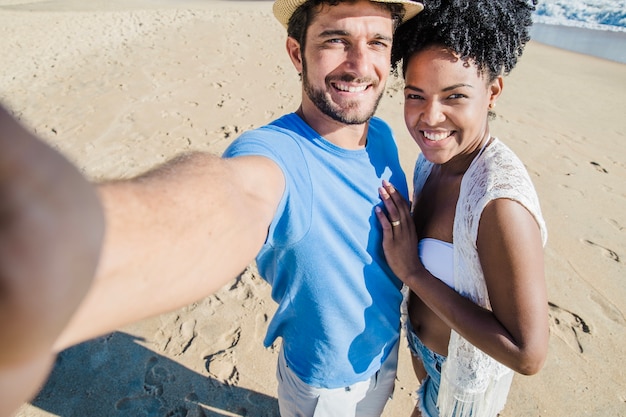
left=0, top=106, right=104, bottom=417
left=53, top=1, right=423, bottom=416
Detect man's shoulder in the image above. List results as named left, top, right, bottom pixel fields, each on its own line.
left=224, top=113, right=306, bottom=160
left=367, top=116, right=395, bottom=141
left=368, top=116, right=392, bottom=130
left=238, top=113, right=304, bottom=140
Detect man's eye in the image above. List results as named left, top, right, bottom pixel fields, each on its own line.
left=370, top=41, right=389, bottom=48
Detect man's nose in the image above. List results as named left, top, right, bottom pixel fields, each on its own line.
left=344, top=42, right=371, bottom=76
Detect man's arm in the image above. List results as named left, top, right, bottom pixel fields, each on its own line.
left=0, top=105, right=104, bottom=416
left=53, top=151, right=284, bottom=351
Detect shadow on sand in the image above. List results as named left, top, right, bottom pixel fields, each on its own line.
left=31, top=331, right=279, bottom=417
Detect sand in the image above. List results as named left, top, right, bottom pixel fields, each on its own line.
left=1, top=1, right=625, bottom=416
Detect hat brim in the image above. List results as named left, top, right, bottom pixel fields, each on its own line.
left=273, top=0, right=424, bottom=29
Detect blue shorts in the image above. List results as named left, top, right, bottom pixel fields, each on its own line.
left=406, top=322, right=447, bottom=417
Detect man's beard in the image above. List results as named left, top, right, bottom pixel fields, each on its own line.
left=302, top=58, right=383, bottom=125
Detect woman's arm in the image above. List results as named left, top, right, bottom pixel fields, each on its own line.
left=376, top=181, right=548, bottom=375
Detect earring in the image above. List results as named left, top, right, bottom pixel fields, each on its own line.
left=489, top=102, right=496, bottom=109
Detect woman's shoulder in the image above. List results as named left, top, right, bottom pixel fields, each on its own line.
left=471, top=139, right=531, bottom=185
left=461, top=138, right=547, bottom=243
left=461, top=138, right=541, bottom=217
left=484, top=138, right=525, bottom=167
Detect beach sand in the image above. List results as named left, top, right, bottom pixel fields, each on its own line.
left=1, top=1, right=625, bottom=416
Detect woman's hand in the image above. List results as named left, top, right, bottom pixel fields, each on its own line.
left=375, top=180, right=421, bottom=283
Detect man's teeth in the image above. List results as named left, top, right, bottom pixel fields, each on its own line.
left=423, top=131, right=450, bottom=141
left=335, top=84, right=367, bottom=93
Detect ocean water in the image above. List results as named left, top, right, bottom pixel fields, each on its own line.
left=530, top=23, right=626, bottom=64
left=532, top=0, right=626, bottom=63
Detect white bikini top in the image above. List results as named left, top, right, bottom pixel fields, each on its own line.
left=418, top=238, right=454, bottom=288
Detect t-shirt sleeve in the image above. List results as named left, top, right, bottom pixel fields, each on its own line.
left=223, top=126, right=312, bottom=248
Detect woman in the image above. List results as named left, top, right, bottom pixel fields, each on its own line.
left=375, top=1, right=549, bottom=416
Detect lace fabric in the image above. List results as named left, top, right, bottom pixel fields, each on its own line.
left=411, top=138, right=547, bottom=417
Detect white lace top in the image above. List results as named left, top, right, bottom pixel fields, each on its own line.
left=411, top=138, right=547, bottom=417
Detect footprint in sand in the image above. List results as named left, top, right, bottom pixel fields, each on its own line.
left=163, top=404, right=209, bottom=417
left=162, top=319, right=197, bottom=356
left=115, top=395, right=163, bottom=415
left=115, top=356, right=172, bottom=412
left=205, top=350, right=240, bottom=386
left=600, top=184, right=626, bottom=200
left=203, top=328, right=242, bottom=386
left=165, top=406, right=188, bottom=417
left=144, top=356, right=173, bottom=395
left=558, top=183, right=585, bottom=197
left=548, top=302, right=591, bottom=354
left=605, top=218, right=625, bottom=232
left=583, top=239, right=620, bottom=263
left=590, top=161, right=608, bottom=173
left=219, top=124, right=240, bottom=139
left=589, top=292, right=626, bottom=326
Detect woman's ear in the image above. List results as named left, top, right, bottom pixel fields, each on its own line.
left=488, top=76, right=504, bottom=109
left=286, top=37, right=303, bottom=74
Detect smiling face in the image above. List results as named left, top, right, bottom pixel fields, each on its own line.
left=403, top=46, right=502, bottom=168
left=288, top=1, right=394, bottom=126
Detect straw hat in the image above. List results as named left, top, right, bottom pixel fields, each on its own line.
left=273, top=0, right=424, bottom=29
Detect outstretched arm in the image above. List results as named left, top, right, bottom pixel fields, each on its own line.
left=376, top=181, right=548, bottom=375
left=0, top=105, right=104, bottom=417
left=53, top=151, right=284, bottom=351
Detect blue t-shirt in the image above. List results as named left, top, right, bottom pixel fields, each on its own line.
left=223, top=113, right=408, bottom=388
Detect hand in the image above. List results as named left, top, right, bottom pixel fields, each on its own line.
left=375, top=180, right=421, bottom=282
left=0, top=104, right=104, bottom=417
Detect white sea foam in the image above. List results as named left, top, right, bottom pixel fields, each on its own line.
left=533, top=0, right=626, bottom=32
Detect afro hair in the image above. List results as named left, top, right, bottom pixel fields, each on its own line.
left=392, top=0, right=537, bottom=79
